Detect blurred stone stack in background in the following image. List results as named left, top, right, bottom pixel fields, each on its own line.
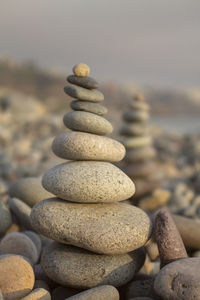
left=120, top=93, right=160, bottom=200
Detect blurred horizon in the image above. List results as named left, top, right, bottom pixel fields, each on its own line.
left=1, top=0, right=200, bottom=88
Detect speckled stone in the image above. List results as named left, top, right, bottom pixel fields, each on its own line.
left=63, top=111, right=113, bottom=135
left=70, top=100, right=107, bottom=115
left=0, top=202, right=12, bottom=236
left=123, top=136, right=152, bottom=149
left=67, top=285, right=119, bottom=300
left=20, top=288, right=51, bottom=300
left=9, top=177, right=53, bottom=207
left=154, top=257, right=200, bottom=300
left=42, top=161, right=135, bottom=203
left=52, top=132, right=125, bottom=162
left=67, top=75, right=99, bottom=89
left=41, top=242, right=146, bottom=288
left=73, top=63, right=90, bottom=77
left=0, top=232, right=39, bottom=265
left=0, top=254, right=35, bottom=300
left=126, top=147, right=156, bottom=162
left=9, top=198, right=32, bottom=230
left=64, top=84, right=104, bottom=102
left=23, top=231, right=42, bottom=259
left=31, top=199, right=152, bottom=254
left=120, top=124, right=150, bottom=137
left=123, top=111, right=149, bottom=122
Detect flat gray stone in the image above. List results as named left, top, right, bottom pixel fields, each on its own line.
left=0, top=202, right=12, bottom=237
left=9, top=177, right=53, bottom=207
left=52, top=132, right=125, bottom=162
left=41, top=242, right=146, bottom=288
left=30, top=199, right=152, bottom=254
left=63, top=111, right=113, bottom=135
left=64, top=84, right=104, bottom=102
left=42, top=161, right=135, bottom=203
left=67, top=75, right=99, bottom=89
left=71, top=101, right=107, bottom=116
left=9, top=198, right=32, bottom=230
left=123, top=136, right=152, bottom=149
left=123, top=111, right=149, bottom=122
left=154, top=257, right=200, bottom=300
left=23, top=231, right=42, bottom=259
left=67, top=285, right=119, bottom=300
left=126, top=147, right=156, bottom=162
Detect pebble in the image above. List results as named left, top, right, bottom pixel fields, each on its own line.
left=154, top=208, right=187, bottom=268
left=31, top=198, right=152, bottom=254
left=173, top=214, right=200, bottom=249
left=20, top=288, right=51, bottom=300
left=42, top=161, right=135, bottom=203
left=123, top=111, right=149, bottom=122
left=52, top=132, right=125, bottom=162
left=0, top=290, right=3, bottom=300
left=33, top=264, right=55, bottom=288
left=73, top=63, right=90, bottom=77
left=139, top=189, right=171, bottom=211
left=67, top=75, right=99, bottom=89
left=126, top=147, right=156, bottom=162
left=9, top=177, right=53, bottom=207
left=120, top=124, right=150, bottom=137
left=130, top=100, right=150, bottom=111
left=34, top=280, right=50, bottom=292
left=9, top=197, right=32, bottom=230
left=126, top=278, right=159, bottom=299
left=0, top=232, right=39, bottom=265
left=66, top=285, right=119, bottom=300
left=0, top=202, right=12, bottom=236
left=23, top=231, right=42, bottom=259
left=123, top=161, right=156, bottom=178
left=123, top=136, right=152, bottom=149
left=52, top=286, right=78, bottom=300
left=154, top=257, right=200, bottom=300
left=134, top=179, right=159, bottom=198
left=0, top=254, right=35, bottom=300
left=70, top=100, right=107, bottom=115
left=64, top=85, right=104, bottom=102
left=41, top=242, right=146, bottom=288
left=145, top=240, right=159, bottom=261
left=63, top=111, right=113, bottom=135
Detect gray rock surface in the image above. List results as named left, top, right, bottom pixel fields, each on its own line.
left=64, top=84, right=104, bottom=102
left=70, top=101, right=107, bottom=116
left=67, top=75, right=99, bottom=89
left=0, top=202, right=12, bottom=236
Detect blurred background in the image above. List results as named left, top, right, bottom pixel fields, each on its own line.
left=0, top=0, right=200, bottom=184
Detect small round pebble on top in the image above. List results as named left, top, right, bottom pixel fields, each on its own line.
left=73, top=63, right=90, bottom=77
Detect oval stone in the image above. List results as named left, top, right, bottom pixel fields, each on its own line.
left=154, top=257, right=200, bottom=300
left=66, top=285, right=119, bottom=300
left=9, top=198, right=32, bottom=230
left=30, top=199, right=151, bottom=254
left=126, top=147, right=156, bottom=162
left=52, top=132, right=125, bottom=162
left=41, top=242, right=146, bottom=288
left=67, top=75, right=99, bottom=89
left=70, top=100, right=107, bottom=115
left=120, top=124, right=150, bottom=137
left=42, top=161, right=135, bottom=203
left=20, top=288, right=51, bottom=300
left=64, top=84, right=104, bottom=102
left=0, top=202, right=12, bottom=236
left=123, top=111, right=149, bottom=122
left=130, top=100, right=150, bottom=111
left=63, top=111, right=113, bottom=135
left=123, top=136, right=152, bottom=149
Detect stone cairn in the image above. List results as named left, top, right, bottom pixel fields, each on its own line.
left=120, top=93, right=159, bottom=199
left=30, top=64, right=152, bottom=290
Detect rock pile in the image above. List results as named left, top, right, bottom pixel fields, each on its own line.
left=120, top=93, right=160, bottom=198
left=30, top=63, right=152, bottom=289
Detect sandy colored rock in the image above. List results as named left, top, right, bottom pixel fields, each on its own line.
left=173, top=214, right=200, bottom=249
left=9, top=177, right=53, bottom=207
left=0, top=254, right=34, bottom=300
left=9, top=198, right=32, bottom=230
left=67, top=75, right=99, bottom=89
left=63, top=111, right=113, bottom=135
left=130, top=100, right=150, bottom=111
left=6, top=223, right=20, bottom=234
left=0, top=232, right=39, bottom=265
left=0, top=202, right=12, bottom=236
left=31, top=199, right=151, bottom=254
left=42, top=161, right=135, bottom=203
left=123, top=136, right=152, bottom=149
left=67, top=285, right=119, bottom=300
left=123, top=111, right=149, bottom=122
left=139, top=189, right=171, bottom=211
left=41, top=242, right=145, bottom=288
left=73, top=63, right=90, bottom=77
left=120, top=124, right=150, bottom=137
left=52, top=132, right=125, bottom=162
left=64, top=84, right=104, bottom=102
left=20, top=288, right=51, bottom=300
left=126, top=147, right=156, bottom=162
left=154, top=257, right=200, bottom=300
left=70, top=100, right=107, bottom=115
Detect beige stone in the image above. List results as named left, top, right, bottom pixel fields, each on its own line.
left=66, top=285, right=119, bottom=300
left=73, top=63, right=90, bottom=77
left=139, top=189, right=171, bottom=211
left=123, top=136, right=152, bottom=149
left=20, top=288, right=51, bottom=300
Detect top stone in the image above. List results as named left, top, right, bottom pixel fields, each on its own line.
left=73, top=63, right=90, bottom=77
left=133, top=93, right=144, bottom=102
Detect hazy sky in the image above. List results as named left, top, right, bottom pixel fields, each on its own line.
left=0, top=0, right=200, bottom=87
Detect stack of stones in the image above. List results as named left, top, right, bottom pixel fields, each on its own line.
left=30, top=63, right=152, bottom=292
left=120, top=93, right=160, bottom=199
